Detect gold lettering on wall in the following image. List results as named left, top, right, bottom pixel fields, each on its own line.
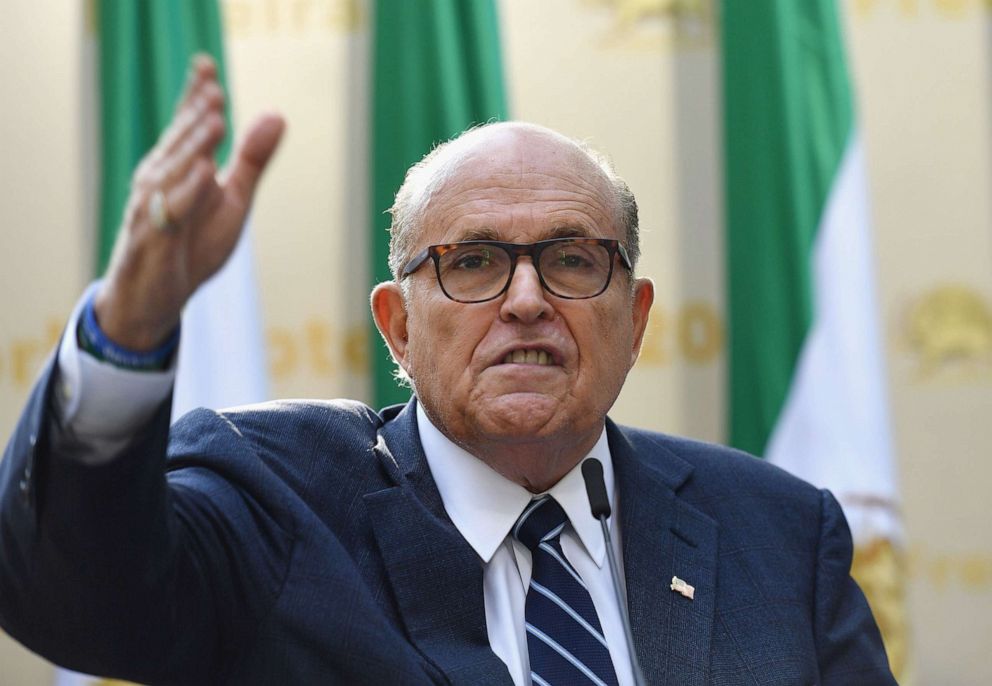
left=223, top=0, right=364, bottom=37
left=0, top=316, right=369, bottom=392
left=637, top=302, right=723, bottom=367
left=305, top=320, right=335, bottom=375
left=580, top=0, right=714, bottom=50
left=897, top=283, right=992, bottom=382
left=906, top=544, right=992, bottom=591
left=639, top=306, right=671, bottom=365
left=267, top=328, right=298, bottom=378
left=267, top=318, right=368, bottom=381
left=854, top=0, right=992, bottom=17
left=343, top=325, right=369, bottom=373
left=935, top=0, right=970, bottom=15
left=960, top=555, right=992, bottom=588
left=0, top=315, right=369, bottom=395
left=11, top=340, right=41, bottom=388
left=0, top=319, right=62, bottom=389
left=677, top=301, right=723, bottom=363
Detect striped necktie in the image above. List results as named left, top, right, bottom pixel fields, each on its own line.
left=513, top=496, right=619, bottom=686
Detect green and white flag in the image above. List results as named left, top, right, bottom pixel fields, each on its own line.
left=721, top=0, right=907, bottom=678
left=96, top=0, right=268, bottom=424
left=370, top=0, right=507, bottom=407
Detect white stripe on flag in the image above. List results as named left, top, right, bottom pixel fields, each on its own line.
left=766, top=133, right=900, bottom=543
left=172, top=220, right=269, bottom=420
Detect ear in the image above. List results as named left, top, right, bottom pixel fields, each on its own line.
left=628, top=277, right=655, bottom=368
left=371, top=282, right=411, bottom=374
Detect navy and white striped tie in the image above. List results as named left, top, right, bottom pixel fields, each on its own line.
left=513, top=496, right=619, bottom=686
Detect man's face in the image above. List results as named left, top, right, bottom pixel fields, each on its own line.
left=376, top=125, right=653, bottom=473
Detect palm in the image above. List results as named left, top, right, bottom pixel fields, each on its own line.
left=181, top=164, right=252, bottom=292
left=97, top=56, right=284, bottom=351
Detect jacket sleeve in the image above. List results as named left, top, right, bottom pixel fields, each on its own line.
left=0, top=354, right=293, bottom=685
left=814, top=488, right=898, bottom=685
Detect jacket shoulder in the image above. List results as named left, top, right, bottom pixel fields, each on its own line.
left=167, top=399, right=395, bottom=512
left=171, top=398, right=385, bottom=454
left=617, top=424, right=822, bottom=503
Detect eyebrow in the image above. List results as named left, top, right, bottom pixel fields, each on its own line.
left=458, top=227, right=501, bottom=241
left=545, top=225, right=593, bottom=240
left=453, top=225, right=594, bottom=242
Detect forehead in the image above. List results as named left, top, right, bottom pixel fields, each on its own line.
left=419, top=126, right=619, bottom=244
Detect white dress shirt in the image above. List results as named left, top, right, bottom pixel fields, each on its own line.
left=53, top=290, right=634, bottom=684
left=54, top=284, right=176, bottom=464
left=416, top=403, right=634, bottom=686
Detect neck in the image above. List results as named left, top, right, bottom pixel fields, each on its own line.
left=459, top=430, right=603, bottom=493
left=414, top=398, right=607, bottom=493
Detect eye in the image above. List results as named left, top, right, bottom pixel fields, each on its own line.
left=451, top=247, right=495, bottom=270
left=554, top=248, right=594, bottom=268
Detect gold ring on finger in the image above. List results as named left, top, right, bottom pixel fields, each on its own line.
left=149, top=189, right=175, bottom=232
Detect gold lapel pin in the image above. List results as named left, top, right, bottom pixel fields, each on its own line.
left=670, top=576, right=695, bottom=600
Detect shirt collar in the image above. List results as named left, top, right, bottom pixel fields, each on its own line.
left=416, top=403, right=615, bottom=566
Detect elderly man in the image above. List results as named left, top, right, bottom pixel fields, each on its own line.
left=0, top=58, right=894, bottom=685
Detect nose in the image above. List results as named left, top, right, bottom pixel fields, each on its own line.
left=499, top=258, right=555, bottom=323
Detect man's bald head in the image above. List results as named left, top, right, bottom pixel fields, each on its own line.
left=386, top=122, right=640, bottom=281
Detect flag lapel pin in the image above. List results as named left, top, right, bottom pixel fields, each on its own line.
left=670, top=576, right=695, bottom=600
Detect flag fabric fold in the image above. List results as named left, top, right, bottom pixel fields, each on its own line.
left=720, top=1, right=908, bottom=679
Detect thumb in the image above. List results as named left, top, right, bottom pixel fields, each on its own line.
left=223, top=112, right=286, bottom=204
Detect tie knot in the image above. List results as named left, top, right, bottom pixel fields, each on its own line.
left=512, top=496, right=569, bottom=552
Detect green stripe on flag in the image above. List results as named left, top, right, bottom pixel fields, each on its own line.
left=97, top=0, right=231, bottom=274
left=721, top=0, right=854, bottom=456
left=370, top=0, right=507, bottom=409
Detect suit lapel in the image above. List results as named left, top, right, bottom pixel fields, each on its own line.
left=364, top=401, right=512, bottom=686
left=365, top=404, right=718, bottom=685
left=609, top=422, right=719, bottom=686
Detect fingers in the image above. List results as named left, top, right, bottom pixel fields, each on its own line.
left=174, top=54, right=218, bottom=115
left=164, top=157, right=219, bottom=226
left=222, top=112, right=286, bottom=206
left=157, top=108, right=225, bottom=190
left=130, top=112, right=224, bottom=236
left=119, top=57, right=283, bottom=245
left=134, top=54, right=224, bottom=181
left=130, top=54, right=227, bottom=231
left=155, top=80, right=224, bottom=162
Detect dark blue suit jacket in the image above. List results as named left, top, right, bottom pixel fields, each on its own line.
left=0, top=359, right=896, bottom=685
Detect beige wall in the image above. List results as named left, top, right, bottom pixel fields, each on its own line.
left=1, top=0, right=990, bottom=683
left=845, top=1, right=992, bottom=682
left=0, top=5, right=93, bottom=683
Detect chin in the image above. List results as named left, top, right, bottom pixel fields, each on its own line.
left=472, top=393, right=570, bottom=440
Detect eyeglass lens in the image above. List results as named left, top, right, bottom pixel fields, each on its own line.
left=437, top=241, right=614, bottom=302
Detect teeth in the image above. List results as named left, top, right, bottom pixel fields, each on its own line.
left=502, top=349, right=554, bottom=365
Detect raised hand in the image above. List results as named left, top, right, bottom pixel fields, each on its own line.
left=95, top=54, right=285, bottom=351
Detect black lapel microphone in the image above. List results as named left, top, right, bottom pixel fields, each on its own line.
left=581, top=458, right=647, bottom=686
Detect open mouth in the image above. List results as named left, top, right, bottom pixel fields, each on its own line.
left=501, top=349, right=555, bottom=366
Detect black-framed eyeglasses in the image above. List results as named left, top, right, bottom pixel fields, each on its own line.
left=400, top=237, right=632, bottom=304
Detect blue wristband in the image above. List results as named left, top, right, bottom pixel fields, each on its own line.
left=78, top=295, right=180, bottom=370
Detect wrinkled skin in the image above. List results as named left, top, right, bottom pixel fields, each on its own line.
left=372, top=124, right=654, bottom=492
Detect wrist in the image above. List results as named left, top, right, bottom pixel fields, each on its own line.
left=93, top=277, right=183, bottom=350
left=78, top=295, right=180, bottom=371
